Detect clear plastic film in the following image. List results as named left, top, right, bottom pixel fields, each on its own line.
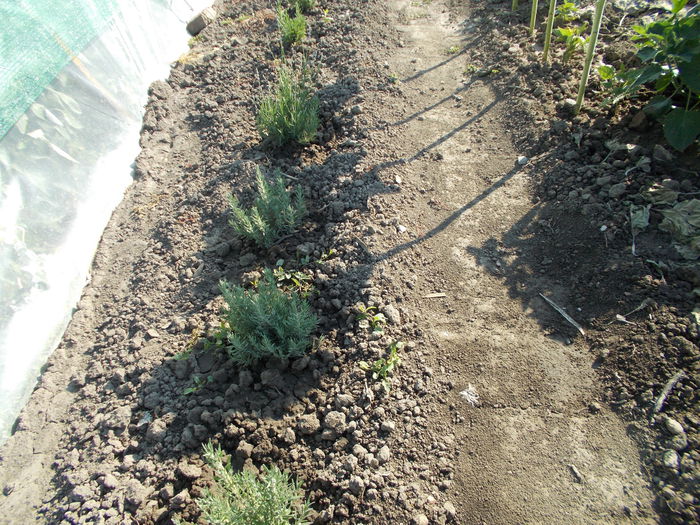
left=0, top=0, right=212, bottom=442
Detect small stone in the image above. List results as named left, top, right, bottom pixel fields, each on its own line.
left=335, top=394, right=354, bottom=408
left=124, top=479, right=149, bottom=506
left=186, top=7, right=217, bottom=36
left=260, top=369, right=284, bottom=389
left=236, top=441, right=254, bottom=460
left=412, top=514, right=429, bottom=525
left=102, top=474, right=118, bottom=490
left=628, top=110, right=647, bottom=130
left=71, top=485, right=93, bottom=503
left=282, top=427, right=296, bottom=444
left=349, top=476, right=365, bottom=496
left=668, top=433, right=688, bottom=451
left=330, top=298, right=343, bottom=310
left=146, top=328, right=160, bottom=339
left=239, top=370, right=253, bottom=388
left=517, top=155, right=529, bottom=166
left=323, top=411, right=347, bottom=434
left=562, top=98, right=577, bottom=113
left=351, top=105, right=363, bottom=115
left=381, top=420, right=396, bottom=433
left=297, top=414, right=321, bottom=435
left=595, top=175, right=612, bottom=186
left=238, top=253, right=256, bottom=267
left=291, top=356, right=310, bottom=371
left=663, top=450, right=680, bottom=470
left=608, top=182, right=627, bottom=199
left=665, top=417, right=684, bottom=435
left=177, top=461, right=202, bottom=480
left=146, top=419, right=168, bottom=442
left=383, top=304, right=401, bottom=324
left=653, top=144, right=674, bottom=163
left=444, top=501, right=457, bottom=520
left=377, top=445, right=391, bottom=464
left=170, top=489, right=190, bottom=508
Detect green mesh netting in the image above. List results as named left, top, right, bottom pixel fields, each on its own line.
left=0, top=0, right=119, bottom=138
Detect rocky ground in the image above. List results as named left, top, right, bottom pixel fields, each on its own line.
left=0, top=0, right=698, bottom=524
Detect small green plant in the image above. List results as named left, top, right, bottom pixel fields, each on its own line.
left=184, top=375, right=213, bottom=395
left=542, top=0, right=558, bottom=63
left=316, top=248, right=336, bottom=263
left=228, top=167, right=306, bottom=248
left=359, top=341, right=404, bottom=391
left=277, top=4, right=306, bottom=47
left=257, top=62, right=320, bottom=147
left=213, top=269, right=317, bottom=365
left=355, top=305, right=386, bottom=333
left=445, top=45, right=462, bottom=55
left=197, top=441, right=312, bottom=525
left=321, top=8, right=333, bottom=23
left=174, top=327, right=202, bottom=361
left=598, top=0, right=700, bottom=150
left=273, top=265, right=315, bottom=297
left=555, top=22, right=589, bottom=63
left=292, top=0, right=315, bottom=12
left=388, top=73, right=400, bottom=84
left=188, top=35, right=203, bottom=47
left=574, top=0, right=606, bottom=113
left=554, top=1, right=580, bottom=24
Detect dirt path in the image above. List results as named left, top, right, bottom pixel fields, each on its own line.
left=358, top=0, right=656, bottom=522
left=2, top=0, right=687, bottom=523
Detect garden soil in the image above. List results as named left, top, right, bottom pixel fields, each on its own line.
left=1, top=0, right=698, bottom=524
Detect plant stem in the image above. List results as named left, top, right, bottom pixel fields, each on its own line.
left=575, top=0, right=607, bottom=113
left=512, top=0, right=518, bottom=11
left=542, top=0, right=557, bottom=63
left=530, top=0, right=539, bottom=37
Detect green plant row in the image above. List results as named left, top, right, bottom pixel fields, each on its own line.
left=514, top=0, right=698, bottom=150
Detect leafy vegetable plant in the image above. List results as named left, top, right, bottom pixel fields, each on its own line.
left=599, top=0, right=700, bottom=150
left=359, top=341, right=404, bottom=391
left=555, top=23, right=588, bottom=63
left=355, top=305, right=386, bottom=333
left=228, top=167, right=306, bottom=248
left=197, top=441, right=312, bottom=525
left=273, top=265, right=315, bottom=297
left=214, top=269, right=317, bottom=365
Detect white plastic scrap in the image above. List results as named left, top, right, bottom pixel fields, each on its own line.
left=459, top=384, right=480, bottom=407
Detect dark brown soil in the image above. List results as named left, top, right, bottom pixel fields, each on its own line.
left=0, top=0, right=698, bottom=524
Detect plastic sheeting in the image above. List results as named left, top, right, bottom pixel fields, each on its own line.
left=0, top=0, right=212, bottom=442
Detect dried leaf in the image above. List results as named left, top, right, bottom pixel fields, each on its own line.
left=644, top=183, right=679, bottom=205
left=630, top=204, right=651, bottom=232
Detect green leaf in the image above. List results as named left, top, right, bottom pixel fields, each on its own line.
left=664, top=108, right=700, bottom=151
left=637, top=46, right=658, bottom=62
left=644, top=95, right=673, bottom=118
left=679, top=52, right=700, bottom=92
left=672, top=0, right=689, bottom=15
left=598, top=64, right=616, bottom=80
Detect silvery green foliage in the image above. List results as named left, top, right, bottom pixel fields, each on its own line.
left=215, top=269, right=317, bottom=365
left=228, top=168, right=306, bottom=248
left=198, top=441, right=312, bottom=525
